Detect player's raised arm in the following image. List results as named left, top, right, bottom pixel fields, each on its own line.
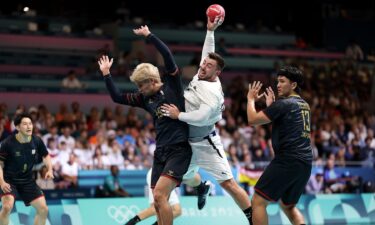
left=133, top=25, right=178, bottom=75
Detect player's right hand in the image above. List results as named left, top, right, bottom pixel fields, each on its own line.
left=248, top=81, right=264, bottom=102
left=98, top=55, right=113, bottom=76
left=0, top=182, right=11, bottom=193
left=208, top=16, right=224, bottom=31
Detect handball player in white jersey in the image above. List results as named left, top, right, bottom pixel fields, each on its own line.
left=161, top=15, right=253, bottom=224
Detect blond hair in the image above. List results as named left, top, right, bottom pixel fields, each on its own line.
left=130, top=63, right=161, bottom=84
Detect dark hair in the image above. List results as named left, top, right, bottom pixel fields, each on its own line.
left=14, top=113, right=32, bottom=126
left=208, top=52, right=225, bottom=71
left=277, top=66, right=304, bottom=93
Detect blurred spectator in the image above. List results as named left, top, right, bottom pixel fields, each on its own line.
left=103, top=165, right=131, bottom=197
left=323, top=158, right=347, bottom=193
left=61, top=70, right=86, bottom=89
left=217, top=37, right=230, bottom=56
left=305, top=169, right=324, bottom=194
left=58, top=123, right=75, bottom=150
left=345, top=40, right=364, bottom=61
left=60, top=153, right=79, bottom=188
left=36, top=165, right=56, bottom=190
left=42, top=123, right=59, bottom=145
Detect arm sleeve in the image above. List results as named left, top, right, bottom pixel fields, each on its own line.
left=262, top=99, right=289, bottom=121
left=104, top=75, right=145, bottom=108
left=146, top=34, right=177, bottom=74
left=178, top=104, right=212, bottom=126
left=200, top=30, right=215, bottom=66
left=35, top=137, right=48, bottom=158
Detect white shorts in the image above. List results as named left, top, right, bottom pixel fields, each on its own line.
left=183, top=134, right=233, bottom=182
left=147, top=169, right=180, bottom=206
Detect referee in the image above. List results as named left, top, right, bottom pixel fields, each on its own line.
left=0, top=113, right=53, bottom=225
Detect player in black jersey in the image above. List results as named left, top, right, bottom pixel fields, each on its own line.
left=247, top=66, right=312, bottom=225
left=0, top=113, right=53, bottom=225
left=98, top=25, right=191, bottom=225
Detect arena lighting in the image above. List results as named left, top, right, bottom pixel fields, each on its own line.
left=23, top=6, right=29, bottom=12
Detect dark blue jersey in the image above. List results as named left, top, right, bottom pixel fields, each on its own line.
left=104, top=33, right=188, bottom=147
left=263, top=95, right=313, bottom=163
left=0, top=134, right=48, bottom=183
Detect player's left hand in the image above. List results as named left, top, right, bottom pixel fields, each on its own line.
left=98, top=55, right=113, bottom=76
left=160, top=104, right=180, bottom=119
left=45, top=170, right=54, bottom=180
left=247, top=81, right=264, bottom=101
left=264, top=87, right=275, bottom=106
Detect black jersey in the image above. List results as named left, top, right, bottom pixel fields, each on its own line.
left=0, top=134, right=48, bottom=183
left=104, top=33, right=188, bottom=147
left=263, top=95, right=313, bottom=163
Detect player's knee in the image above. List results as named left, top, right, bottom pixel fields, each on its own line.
left=220, top=178, right=236, bottom=192
left=1, top=203, right=13, bottom=214
left=172, top=204, right=182, bottom=217
left=153, top=190, right=167, bottom=207
left=37, top=205, right=49, bottom=217
left=251, top=193, right=267, bottom=207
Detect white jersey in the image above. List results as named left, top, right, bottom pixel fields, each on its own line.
left=184, top=75, right=224, bottom=127
left=181, top=30, right=233, bottom=182
left=181, top=30, right=224, bottom=133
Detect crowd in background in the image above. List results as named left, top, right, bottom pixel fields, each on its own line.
left=0, top=57, right=374, bottom=194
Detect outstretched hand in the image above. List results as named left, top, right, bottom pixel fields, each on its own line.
left=247, top=81, right=264, bottom=102
left=207, top=16, right=224, bottom=31
left=133, top=25, right=151, bottom=37
left=264, top=87, right=275, bottom=106
left=98, top=55, right=113, bottom=76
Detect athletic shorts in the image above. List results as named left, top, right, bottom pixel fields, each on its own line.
left=255, top=157, right=312, bottom=205
left=0, top=180, right=44, bottom=206
left=183, top=132, right=233, bottom=182
left=147, top=169, right=179, bottom=206
left=151, top=141, right=192, bottom=188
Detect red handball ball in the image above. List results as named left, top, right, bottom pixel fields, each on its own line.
left=206, top=4, right=225, bottom=22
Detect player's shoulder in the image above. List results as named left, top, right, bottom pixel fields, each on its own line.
left=31, top=135, right=44, bottom=145
left=196, top=79, right=223, bottom=96
left=0, top=135, right=15, bottom=148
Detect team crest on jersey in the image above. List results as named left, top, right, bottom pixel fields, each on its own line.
left=155, top=107, right=164, bottom=119
left=32, top=149, right=36, bottom=155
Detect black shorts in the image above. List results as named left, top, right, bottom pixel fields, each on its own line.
left=151, top=141, right=192, bottom=188
left=0, top=180, right=44, bottom=206
left=255, top=157, right=312, bottom=205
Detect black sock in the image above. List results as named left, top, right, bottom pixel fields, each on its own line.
left=151, top=221, right=158, bottom=225
left=134, top=215, right=141, bottom=222
left=243, top=207, right=253, bottom=225
left=125, top=215, right=141, bottom=225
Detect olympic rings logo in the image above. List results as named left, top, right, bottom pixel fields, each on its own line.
left=107, top=205, right=141, bottom=224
